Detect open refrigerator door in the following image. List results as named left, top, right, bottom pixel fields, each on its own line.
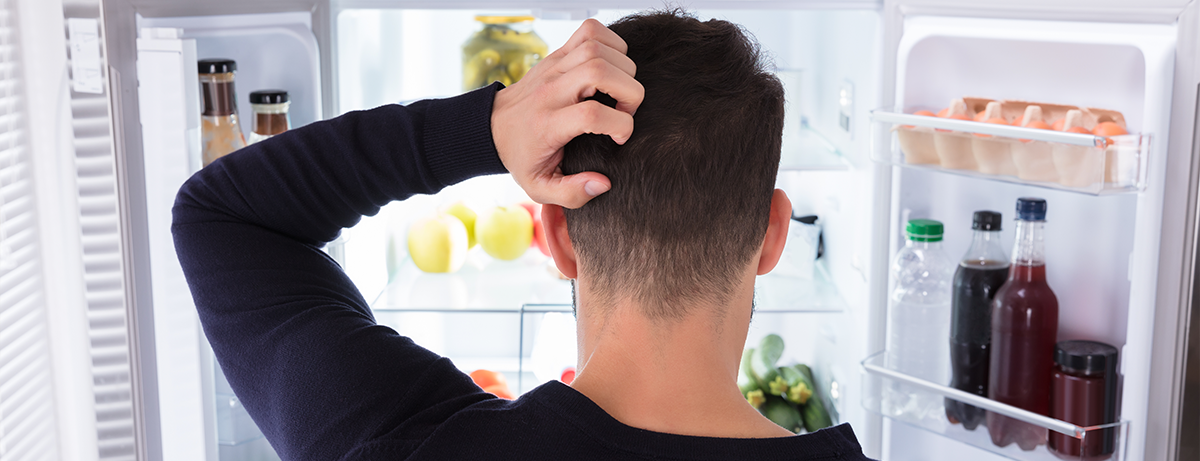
left=865, top=2, right=1200, bottom=460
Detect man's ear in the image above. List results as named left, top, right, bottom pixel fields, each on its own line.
left=757, top=189, right=792, bottom=276
left=542, top=204, right=578, bottom=279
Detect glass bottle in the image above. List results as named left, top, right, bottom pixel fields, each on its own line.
left=199, top=58, right=246, bottom=166
left=988, top=197, right=1059, bottom=451
left=462, top=15, right=548, bottom=91
left=946, top=210, right=1008, bottom=430
left=884, top=219, right=954, bottom=423
left=247, top=90, right=290, bottom=145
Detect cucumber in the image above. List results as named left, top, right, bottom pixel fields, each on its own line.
left=760, top=395, right=804, bottom=434
left=792, top=364, right=834, bottom=430
left=749, top=335, right=785, bottom=393
left=778, top=366, right=815, bottom=405
left=801, top=397, right=834, bottom=431
left=738, top=348, right=760, bottom=396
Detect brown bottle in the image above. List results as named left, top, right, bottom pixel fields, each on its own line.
left=199, top=58, right=246, bottom=166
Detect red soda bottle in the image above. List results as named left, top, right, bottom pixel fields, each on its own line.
left=987, top=197, right=1059, bottom=450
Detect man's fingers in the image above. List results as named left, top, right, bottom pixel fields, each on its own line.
left=557, top=100, right=635, bottom=145
left=528, top=171, right=611, bottom=209
left=563, top=59, right=644, bottom=116
left=553, top=39, right=636, bottom=79
left=559, top=19, right=628, bottom=55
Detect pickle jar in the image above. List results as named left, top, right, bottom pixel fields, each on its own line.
left=462, top=15, right=548, bottom=92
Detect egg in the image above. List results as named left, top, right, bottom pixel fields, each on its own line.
left=1092, top=121, right=1128, bottom=136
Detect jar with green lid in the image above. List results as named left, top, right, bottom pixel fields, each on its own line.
left=462, top=15, right=548, bottom=91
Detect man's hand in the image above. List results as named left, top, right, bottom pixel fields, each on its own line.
left=492, top=19, right=644, bottom=209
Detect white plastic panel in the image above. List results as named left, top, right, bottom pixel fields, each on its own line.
left=137, top=32, right=212, bottom=461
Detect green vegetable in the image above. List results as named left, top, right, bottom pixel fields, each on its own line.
left=795, top=363, right=816, bottom=383
left=738, top=348, right=760, bottom=396
left=793, top=364, right=833, bottom=430
left=749, top=335, right=785, bottom=393
left=746, top=389, right=766, bottom=409
left=760, top=396, right=804, bottom=434
left=778, top=366, right=814, bottom=405
left=801, top=396, right=834, bottom=431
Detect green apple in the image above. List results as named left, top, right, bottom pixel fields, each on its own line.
left=407, top=214, right=469, bottom=273
left=442, top=201, right=478, bottom=248
left=476, top=205, right=533, bottom=261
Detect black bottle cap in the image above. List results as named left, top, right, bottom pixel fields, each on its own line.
left=250, top=90, right=289, bottom=104
left=198, top=58, right=237, bottom=74
left=1055, top=340, right=1118, bottom=375
left=972, top=210, right=1002, bottom=231
left=1016, top=197, right=1047, bottom=221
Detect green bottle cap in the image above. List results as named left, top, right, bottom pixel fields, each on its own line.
left=906, top=219, right=944, bottom=242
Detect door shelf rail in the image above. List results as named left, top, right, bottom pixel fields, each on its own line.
left=860, top=351, right=1130, bottom=460
left=870, top=109, right=1150, bottom=196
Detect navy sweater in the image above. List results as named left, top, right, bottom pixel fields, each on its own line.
left=172, top=84, right=872, bottom=460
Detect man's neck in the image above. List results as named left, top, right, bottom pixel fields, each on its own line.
left=568, top=282, right=793, bottom=439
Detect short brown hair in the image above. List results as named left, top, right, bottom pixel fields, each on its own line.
left=562, top=10, right=785, bottom=320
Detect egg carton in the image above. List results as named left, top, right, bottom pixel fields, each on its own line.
left=872, top=99, right=1149, bottom=195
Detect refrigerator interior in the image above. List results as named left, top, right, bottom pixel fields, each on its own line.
left=872, top=15, right=1176, bottom=461
left=127, top=3, right=1192, bottom=461
left=333, top=3, right=884, bottom=454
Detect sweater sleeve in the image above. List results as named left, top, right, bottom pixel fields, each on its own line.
left=172, top=84, right=508, bottom=460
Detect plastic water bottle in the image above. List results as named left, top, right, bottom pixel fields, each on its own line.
left=883, top=219, right=954, bottom=423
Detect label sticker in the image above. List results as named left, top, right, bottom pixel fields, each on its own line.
left=67, top=18, right=103, bottom=94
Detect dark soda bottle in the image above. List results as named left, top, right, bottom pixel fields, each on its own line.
left=946, top=211, right=1008, bottom=430
left=988, top=197, right=1059, bottom=451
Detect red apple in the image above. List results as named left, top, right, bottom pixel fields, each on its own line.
left=518, top=201, right=550, bottom=256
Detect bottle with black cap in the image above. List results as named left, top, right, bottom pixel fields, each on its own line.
left=946, top=210, right=1008, bottom=430
left=988, top=197, right=1061, bottom=451
left=198, top=58, right=246, bottom=166
left=248, top=90, right=290, bottom=145
left=1049, top=340, right=1119, bottom=459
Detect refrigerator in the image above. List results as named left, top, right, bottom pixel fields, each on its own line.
left=33, top=0, right=1197, bottom=459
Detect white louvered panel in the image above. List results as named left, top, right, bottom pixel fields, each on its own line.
left=64, top=14, right=137, bottom=457
left=0, top=0, right=60, bottom=457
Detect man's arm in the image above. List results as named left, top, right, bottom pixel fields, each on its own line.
left=172, top=18, right=641, bottom=460
left=173, top=87, right=507, bottom=459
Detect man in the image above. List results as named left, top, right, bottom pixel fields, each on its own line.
left=174, top=10, right=871, bottom=461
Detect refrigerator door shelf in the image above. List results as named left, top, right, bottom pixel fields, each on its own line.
left=871, top=110, right=1149, bottom=195
left=861, top=351, right=1130, bottom=461
left=371, top=252, right=847, bottom=313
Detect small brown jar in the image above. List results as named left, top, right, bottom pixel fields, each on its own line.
left=1049, top=340, right=1118, bottom=460
left=247, top=90, right=290, bottom=145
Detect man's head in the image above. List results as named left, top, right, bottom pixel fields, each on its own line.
left=548, top=10, right=788, bottom=321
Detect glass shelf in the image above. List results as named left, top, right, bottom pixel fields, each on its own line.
left=860, top=351, right=1130, bottom=460
left=780, top=124, right=850, bottom=171
left=371, top=250, right=846, bottom=313
left=871, top=109, right=1149, bottom=195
